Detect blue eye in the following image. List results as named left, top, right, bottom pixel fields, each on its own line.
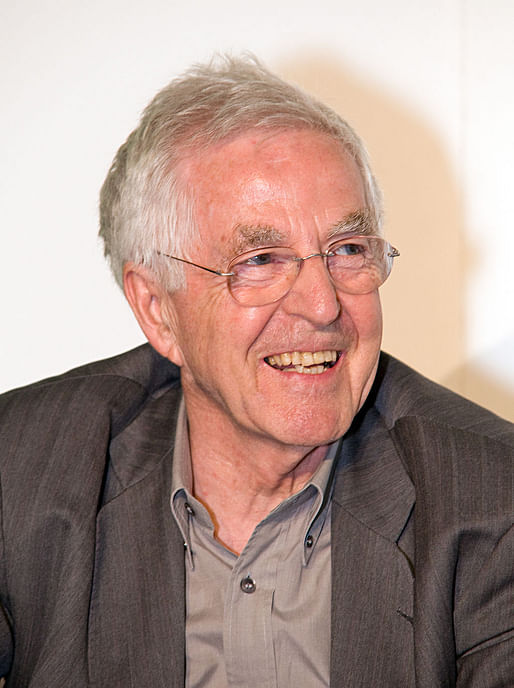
left=245, top=253, right=276, bottom=266
left=333, top=242, right=366, bottom=256
left=231, top=249, right=293, bottom=283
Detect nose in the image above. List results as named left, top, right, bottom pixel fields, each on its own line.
left=281, top=254, right=341, bottom=325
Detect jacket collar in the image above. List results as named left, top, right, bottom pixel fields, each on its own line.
left=333, top=402, right=415, bottom=543
left=329, top=374, right=416, bottom=684
left=88, top=382, right=186, bottom=687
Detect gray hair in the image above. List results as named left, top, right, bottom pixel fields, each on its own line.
left=99, top=54, right=383, bottom=291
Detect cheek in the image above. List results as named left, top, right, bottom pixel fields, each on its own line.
left=173, top=287, right=275, bottom=372
left=344, top=292, right=383, bottom=344
left=342, top=293, right=382, bottom=410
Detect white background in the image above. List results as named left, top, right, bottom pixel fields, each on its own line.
left=1, top=0, right=513, bottom=420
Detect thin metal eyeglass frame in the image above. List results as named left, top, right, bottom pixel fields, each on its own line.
left=157, top=240, right=400, bottom=278
left=157, top=238, right=400, bottom=304
left=157, top=252, right=235, bottom=277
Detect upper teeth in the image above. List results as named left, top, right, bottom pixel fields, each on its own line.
left=266, top=350, right=338, bottom=368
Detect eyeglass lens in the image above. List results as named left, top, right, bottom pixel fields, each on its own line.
left=227, top=236, right=395, bottom=306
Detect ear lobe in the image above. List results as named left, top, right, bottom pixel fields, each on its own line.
left=123, top=263, right=184, bottom=366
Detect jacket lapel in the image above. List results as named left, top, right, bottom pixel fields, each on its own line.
left=330, top=406, right=416, bottom=686
left=88, top=385, right=186, bottom=688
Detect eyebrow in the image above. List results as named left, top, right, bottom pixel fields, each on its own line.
left=230, top=224, right=287, bottom=256
left=326, top=210, right=377, bottom=240
left=227, top=210, right=376, bottom=258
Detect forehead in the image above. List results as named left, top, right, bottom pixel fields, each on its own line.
left=182, top=129, right=367, bottom=253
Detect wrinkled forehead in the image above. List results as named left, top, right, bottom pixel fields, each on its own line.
left=179, top=129, right=370, bottom=256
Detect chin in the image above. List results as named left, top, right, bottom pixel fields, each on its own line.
left=259, top=410, right=353, bottom=449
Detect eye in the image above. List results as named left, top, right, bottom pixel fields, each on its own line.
left=230, top=248, right=293, bottom=283
left=231, top=248, right=291, bottom=270
left=244, top=252, right=277, bottom=266
left=332, top=240, right=367, bottom=256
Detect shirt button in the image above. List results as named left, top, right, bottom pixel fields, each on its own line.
left=240, top=576, right=256, bottom=594
left=305, top=535, right=314, bottom=548
left=184, top=502, right=195, bottom=516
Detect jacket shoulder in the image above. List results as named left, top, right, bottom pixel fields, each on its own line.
left=370, top=353, right=513, bottom=525
left=0, top=344, right=181, bottom=446
left=374, top=352, right=514, bottom=447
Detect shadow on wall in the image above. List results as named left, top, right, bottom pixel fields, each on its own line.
left=444, top=352, right=514, bottom=422
left=275, top=53, right=513, bottom=422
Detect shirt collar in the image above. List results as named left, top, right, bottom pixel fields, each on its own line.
left=170, top=397, right=341, bottom=567
left=170, top=398, right=195, bottom=568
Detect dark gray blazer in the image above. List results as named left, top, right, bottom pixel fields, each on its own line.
left=0, top=345, right=512, bottom=687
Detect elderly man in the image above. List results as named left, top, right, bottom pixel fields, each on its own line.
left=0, top=56, right=512, bottom=687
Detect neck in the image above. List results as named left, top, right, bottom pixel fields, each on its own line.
left=185, top=405, right=329, bottom=555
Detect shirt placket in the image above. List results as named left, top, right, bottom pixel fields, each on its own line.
left=222, top=515, right=286, bottom=688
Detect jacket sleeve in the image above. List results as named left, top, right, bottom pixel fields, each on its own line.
left=455, top=524, right=514, bottom=688
left=0, top=476, right=13, bottom=677
left=391, top=413, right=513, bottom=687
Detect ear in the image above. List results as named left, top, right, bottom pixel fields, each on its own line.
left=123, top=262, right=184, bottom=366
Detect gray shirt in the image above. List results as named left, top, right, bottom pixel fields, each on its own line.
left=171, top=400, right=339, bottom=687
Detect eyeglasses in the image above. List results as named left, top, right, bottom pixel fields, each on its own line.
left=159, top=235, right=400, bottom=307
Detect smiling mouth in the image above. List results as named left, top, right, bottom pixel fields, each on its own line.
left=264, top=350, right=341, bottom=375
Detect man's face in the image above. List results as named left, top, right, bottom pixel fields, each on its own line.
left=165, top=129, right=383, bottom=450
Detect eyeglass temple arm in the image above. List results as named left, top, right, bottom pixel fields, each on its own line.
left=292, top=244, right=400, bottom=262
left=157, top=251, right=234, bottom=277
